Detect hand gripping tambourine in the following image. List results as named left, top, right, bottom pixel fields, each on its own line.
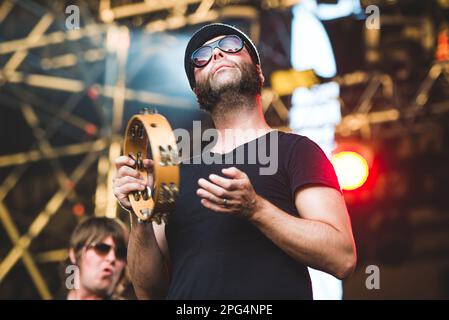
left=123, top=108, right=180, bottom=224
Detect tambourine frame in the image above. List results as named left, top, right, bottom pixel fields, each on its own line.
left=123, top=109, right=179, bottom=224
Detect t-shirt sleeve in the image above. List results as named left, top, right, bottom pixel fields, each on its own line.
left=286, top=137, right=341, bottom=198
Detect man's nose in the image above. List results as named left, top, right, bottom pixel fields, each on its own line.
left=212, top=47, right=224, bottom=61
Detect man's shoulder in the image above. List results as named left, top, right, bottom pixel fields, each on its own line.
left=275, top=131, right=328, bottom=167
left=275, top=130, right=310, bottom=150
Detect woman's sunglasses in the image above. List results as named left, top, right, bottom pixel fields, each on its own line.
left=191, top=34, right=244, bottom=68
left=87, top=242, right=127, bottom=260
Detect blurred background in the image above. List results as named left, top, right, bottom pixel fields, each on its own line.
left=0, top=0, right=449, bottom=299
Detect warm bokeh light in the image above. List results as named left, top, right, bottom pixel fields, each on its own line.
left=331, top=151, right=369, bottom=191
left=72, top=203, right=85, bottom=217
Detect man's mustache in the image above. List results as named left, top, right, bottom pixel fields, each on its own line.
left=207, top=61, right=240, bottom=83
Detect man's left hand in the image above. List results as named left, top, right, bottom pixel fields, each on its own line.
left=197, top=167, right=261, bottom=219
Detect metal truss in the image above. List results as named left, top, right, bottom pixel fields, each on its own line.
left=0, top=1, right=173, bottom=299
left=0, top=16, right=106, bottom=301
left=0, top=0, right=303, bottom=299
left=98, top=0, right=302, bottom=27
left=334, top=71, right=398, bottom=139
left=408, top=61, right=449, bottom=114
left=335, top=62, right=449, bottom=139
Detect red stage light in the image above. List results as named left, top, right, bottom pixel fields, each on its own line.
left=84, top=123, right=98, bottom=136
left=87, top=86, right=100, bottom=100
left=72, top=203, right=85, bottom=217
left=331, top=151, right=369, bottom=191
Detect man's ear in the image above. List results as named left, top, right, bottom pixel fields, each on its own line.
left=256, top=64, right=265, bottom=86
left=68, top=248, right=77, bottom=265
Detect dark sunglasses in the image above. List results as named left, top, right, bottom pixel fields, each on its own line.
left=191, top=34, right=244, bottom=68
left=87, top=242, right=127, bottom=260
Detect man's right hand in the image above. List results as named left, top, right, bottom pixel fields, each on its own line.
left=115, top=156, right=169, bottom=299
left=113, top=156, right=154, bottom=211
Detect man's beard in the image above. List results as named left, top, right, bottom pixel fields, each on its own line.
left=195, top=61, right=262, bottom=115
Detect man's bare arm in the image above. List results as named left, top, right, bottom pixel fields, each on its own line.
left=250, top=186, right=356, bottom=279
left=113, top=156, right=170, bottom=299
left=127, top=216, right=170, bottom=299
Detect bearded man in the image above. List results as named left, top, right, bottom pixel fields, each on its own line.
left=113, top=23, right=356, bottom=300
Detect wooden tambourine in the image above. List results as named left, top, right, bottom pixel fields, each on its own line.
left=123, top=108, right=180, bottom=224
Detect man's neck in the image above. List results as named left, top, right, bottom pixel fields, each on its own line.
left=210, top=95, right=273, bottom=154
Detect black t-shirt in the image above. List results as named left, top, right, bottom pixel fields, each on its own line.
left=165, top=131, right=340, bottom=299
